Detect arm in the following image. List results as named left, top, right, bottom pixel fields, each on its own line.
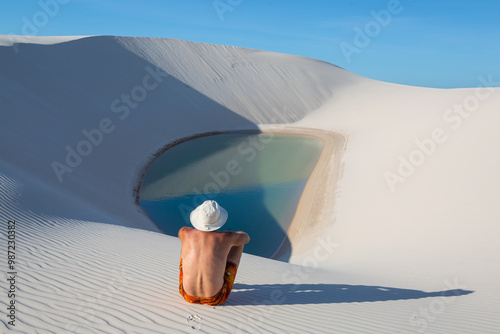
left=231, top=231, right=250, bottom=246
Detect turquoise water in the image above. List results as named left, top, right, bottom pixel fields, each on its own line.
left=139, top=132, right=323, bottom=258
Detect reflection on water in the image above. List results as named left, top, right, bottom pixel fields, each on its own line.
left=139, top=133, right=323, bottom=258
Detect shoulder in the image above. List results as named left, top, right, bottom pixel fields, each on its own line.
left=222, top=230, right=250, bottom=245
left=178, top=226, right=194, bottom=239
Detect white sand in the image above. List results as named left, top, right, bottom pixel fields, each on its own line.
left=0, top=35, right=89, bottom=46
left=1, top=35, right=499, bottom=333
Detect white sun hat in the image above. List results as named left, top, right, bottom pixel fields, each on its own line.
left=190, top=200, right=228, bottom=232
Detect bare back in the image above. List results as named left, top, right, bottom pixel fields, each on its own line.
left=179, top=227, right=249, bottom=297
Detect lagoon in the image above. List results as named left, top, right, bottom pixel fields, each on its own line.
left=139, top=132, right=323, bottom=258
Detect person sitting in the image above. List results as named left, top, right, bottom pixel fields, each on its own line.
left=178, top=200, right=250, bottom=306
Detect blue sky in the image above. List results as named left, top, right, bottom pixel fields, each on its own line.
left=1, top=0, right=499, bottom=88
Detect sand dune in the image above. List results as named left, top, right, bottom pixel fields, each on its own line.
left=1, top=35, right=499, bottom=333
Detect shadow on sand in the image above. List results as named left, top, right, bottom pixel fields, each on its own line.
left=227, top=283, right=474, bottom=306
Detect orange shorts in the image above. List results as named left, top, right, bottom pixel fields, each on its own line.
left=179, top=258, right=238, bottom=306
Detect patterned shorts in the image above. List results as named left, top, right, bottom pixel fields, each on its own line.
left=179, top=258, right=238, bottom=306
